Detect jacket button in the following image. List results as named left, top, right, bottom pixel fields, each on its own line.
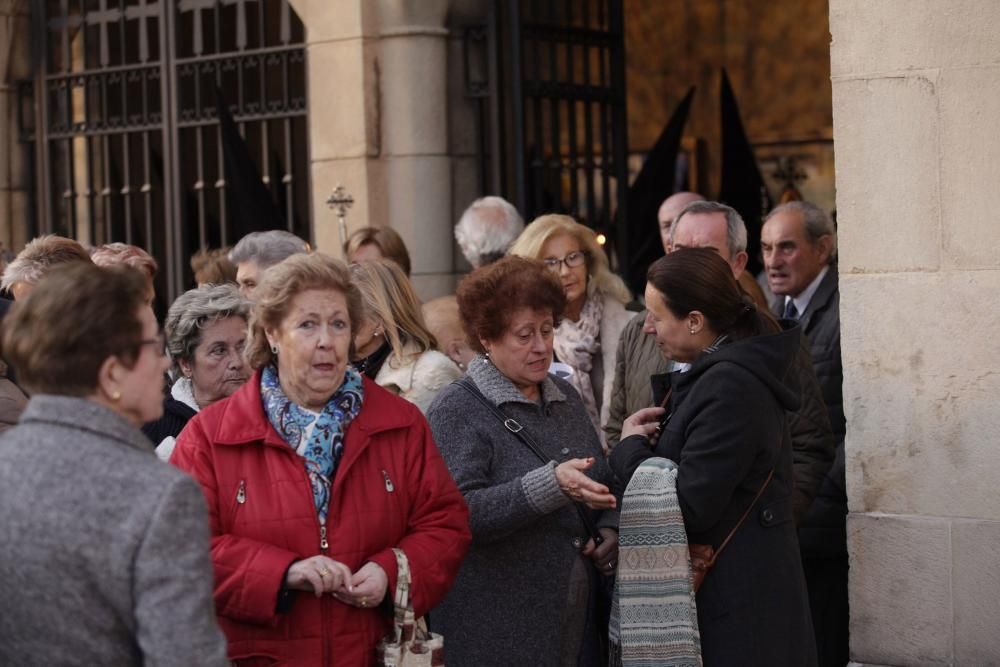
left=762, top=509, right=774, bottom=523
left=560, top=447, right=570, bottom=455
left=572, top=537, right=582, bottom=549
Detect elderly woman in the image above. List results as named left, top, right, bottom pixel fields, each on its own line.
left=229, top=230, right=310, bottom=298
left=610, top=248, right=816, bottom=666
left=350, top=260, right=461, bottom=412
left=0, top=263, right=226, bottom=665
left=170, top=253, right=470, bottom=666
left=509, top=215, right=634, bottom=446
left=344, top=226, right=412, bottom=275
left=142, top=283, right=251, bottom=460
left=427, top=256, right=619, bottom=666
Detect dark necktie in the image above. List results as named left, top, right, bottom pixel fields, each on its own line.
left=783, top=300, right=799, bottom=320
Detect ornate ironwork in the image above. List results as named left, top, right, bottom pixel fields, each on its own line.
left=326, top=185, right=354, bottom=247
left=31, top=0, right=311, bottom=305
left=468, top=0, right=629, bottom=257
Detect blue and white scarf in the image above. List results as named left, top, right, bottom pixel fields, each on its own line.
left=260, top=364, right=364, bottom=525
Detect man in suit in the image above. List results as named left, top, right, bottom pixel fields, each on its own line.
left=761, top=201, right=847, bottom=667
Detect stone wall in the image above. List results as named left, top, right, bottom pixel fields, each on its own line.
left=830, top=1, right=1000, bottom=664
left=0, top=1, right=31, bottom=253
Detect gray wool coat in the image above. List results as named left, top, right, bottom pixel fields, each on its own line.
left=0, top=395, right=228, bottom=666
left=426, top=357, right=619, bottom=667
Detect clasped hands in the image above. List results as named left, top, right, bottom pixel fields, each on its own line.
left=555, top=457, right=616, bottom=510
left=285, top=556, right=388, bottom=609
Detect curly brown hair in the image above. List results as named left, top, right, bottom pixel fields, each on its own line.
left=456, top=256, right=566, bottom=352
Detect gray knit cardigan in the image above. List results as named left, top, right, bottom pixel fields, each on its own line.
left=427, top=356, right=619, bottom=667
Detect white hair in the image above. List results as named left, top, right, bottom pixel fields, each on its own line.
left=229, top=230, right=309, bottom=269
left=454, top=196, right=525, bottom=268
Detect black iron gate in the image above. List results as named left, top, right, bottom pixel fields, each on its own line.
left=466, top=0, right=628, bottom=261
left=29, top=0, right=309, bottom=303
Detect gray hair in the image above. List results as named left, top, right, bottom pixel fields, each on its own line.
left=228, top=230, right=309, bottom=270
left=165, top=283, right=251, bottom=376
left=671, top=200, right=748, bottom=258
left=765, top=201, right=837, bottom=263
left=454, top=196, right=525, bottom=267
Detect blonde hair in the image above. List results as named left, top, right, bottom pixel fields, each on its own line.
left=508, top=214, right=631, bottom=304
left=349, top=260, right=436, bottom=368
left=245, top=253, right=362, bottom=369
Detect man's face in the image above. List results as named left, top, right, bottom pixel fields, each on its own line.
left=236, top=261, right=261, bottom=299
left=657, top=193, right=703, bottom=253
left=761, top=210, right=831, bottom=297
left=671, top=212, right=747, bottom=278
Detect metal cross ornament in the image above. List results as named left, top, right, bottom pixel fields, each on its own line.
left=326, top=185, right=354, bottom=246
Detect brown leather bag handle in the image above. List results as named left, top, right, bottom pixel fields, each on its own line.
left=708, top=468, right=774, bottom=566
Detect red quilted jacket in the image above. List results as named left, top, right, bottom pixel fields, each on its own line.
left=171, top=371, right=470, bottom=666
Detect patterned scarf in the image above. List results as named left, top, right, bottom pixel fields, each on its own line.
left=260, top=364, right=364, bottom=525
left=552, top=291, right=604, bottom=443
left=609, top=457, right=701, bottom=667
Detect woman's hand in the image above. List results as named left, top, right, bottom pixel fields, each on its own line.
left=285, top=556, right=353, bottom=598
left=621, top=406, right=666, bottom=442
left=555, top=458, right=616, bottom=510
left=582, top=527, right=619, bottom=575
left=334, top=562, right=389, bottom=610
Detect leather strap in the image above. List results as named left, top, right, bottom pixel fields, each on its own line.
left=710, top=468, right=774, bottom=565
left=456, top=377, right=605, bottom=545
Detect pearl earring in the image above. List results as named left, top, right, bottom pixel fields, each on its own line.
left=111, top=390, right=121, bottom=401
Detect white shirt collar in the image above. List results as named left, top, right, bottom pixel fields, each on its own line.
left=786, top=265, right=830, bottom=317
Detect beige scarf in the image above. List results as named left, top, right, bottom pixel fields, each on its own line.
left=553, top=292, right=604, bottom=448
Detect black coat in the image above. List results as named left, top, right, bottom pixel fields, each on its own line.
left=141, top=397, right=197, bottom=446
left=771, top=267, right=847, bottom=557
left=610, top=325, right=817, bottom=667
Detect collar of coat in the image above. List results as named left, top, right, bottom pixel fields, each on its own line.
left=466, top=354, right=566, bottom=408
left=19, top=394, right=155, bottom=454
left=201, top=368, right=417, bottom=448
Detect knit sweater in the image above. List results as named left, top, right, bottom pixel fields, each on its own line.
left=426, top=356, right=618, bottom=667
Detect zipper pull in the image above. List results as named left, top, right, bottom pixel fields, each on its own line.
left=319, top=525, right=329, bottom=551
left=236, top=480, right=246, bottom=505
left=382, top=470, right=395, bottom=493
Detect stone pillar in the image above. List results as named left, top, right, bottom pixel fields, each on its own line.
left=0, top=1, right=30, bottom=253
left=291, top=0, right=386, bottom=259
left=830, top=1, right=1000, bottom=665
left=377, top=0, right=453, bottom=298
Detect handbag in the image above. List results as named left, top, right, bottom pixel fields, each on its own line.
left=688, top=468, right=773, bottom=592
left=375, top=548, right=445, bottom=667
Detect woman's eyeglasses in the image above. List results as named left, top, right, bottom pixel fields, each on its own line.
left=542, top=251, right=587, bottom=272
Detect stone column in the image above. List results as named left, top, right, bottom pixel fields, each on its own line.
left=0, top=0, right=30, bottom=252
left=290, top=0, right=386, bottom=259
left=830, top=1, right=1000, bottom=664
left=376, top=0, right=453, bottom=298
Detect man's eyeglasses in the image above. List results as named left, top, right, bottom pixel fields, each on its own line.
left=542, top=251, right=587, bottom=272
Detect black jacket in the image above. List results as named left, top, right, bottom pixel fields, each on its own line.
left=610, top=325, right=817, bottom=667
left=772, top=266, right=847, bottom=556
left=141, top=397, right=197, bottom=447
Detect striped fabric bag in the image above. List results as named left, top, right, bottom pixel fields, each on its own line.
left=608, top=457, right=701, bottom=667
